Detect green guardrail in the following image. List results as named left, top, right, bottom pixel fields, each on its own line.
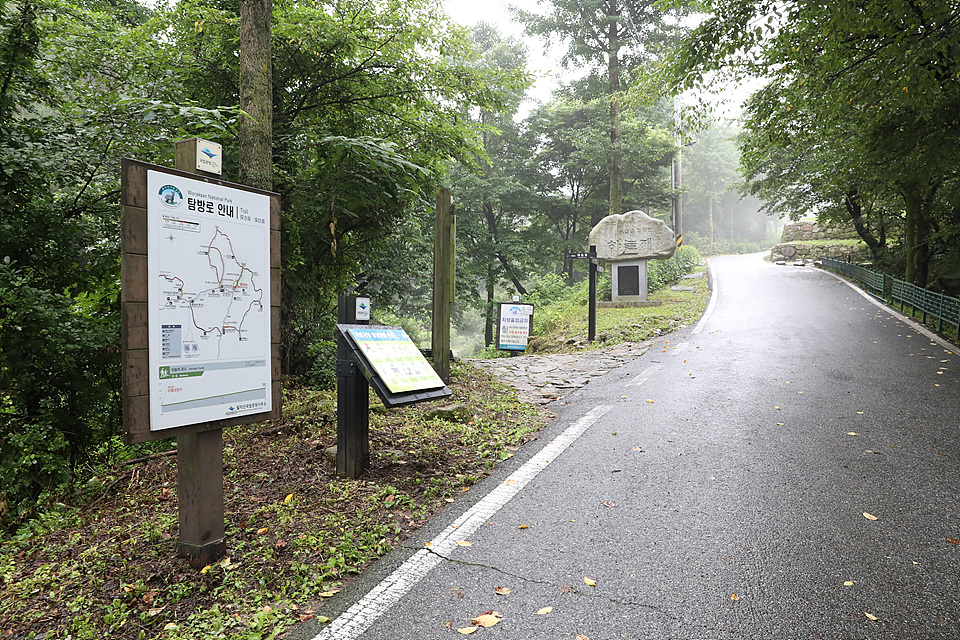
left=821, top=257, right=960, bottom=338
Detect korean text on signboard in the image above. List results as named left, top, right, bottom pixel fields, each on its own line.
left=147, top=170, right=272, bottom=431
left=347, top=327, right=446, bottom=393
left=497, top=303, right=534, bottom=351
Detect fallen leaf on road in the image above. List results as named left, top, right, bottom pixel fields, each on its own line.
left=283, top=493, right=294, bottom=504
left=844, top=581, right=854, bottom=586
left=519, top=524, right=529, bottom=529
left=494, top=587, right=511, bottom=596
left=864, top=612, right=879, bottom=621
left=847, top=432, right=858, bottom=436
left=535, top=607, right=553, bottom=614
left=505, top=479, right=516, bottom=485
left=863, top=512, right=878, bottom=521
left=471, top=613, right=501, bottom=627
left=316, top=616, right=330, bottom=623
left=257, top=527, right=269, bottom=535
left=646, top=399, right=655, bottom=403
left=456, top=627, right=478, bottom=634
left=731, top=593, right=740, bottom=601
left=947, top=537, right=960, bottom=546
left=584, top=577, right=597, bottom=586
left=445, top=498, right=455, bottom=503
left=457, top=540, right=473, bottom=547
left=603, top=501, right=616, bottom=508
left=319, top=589, right=340, bottom=598
left=575, top=635, right=591, bottom=640
left=774, top=406, right=781, bottom=410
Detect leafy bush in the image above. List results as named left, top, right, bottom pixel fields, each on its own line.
left=647, top=245, right=703, bottom=291
left=0, top=261, right=120, bottom=529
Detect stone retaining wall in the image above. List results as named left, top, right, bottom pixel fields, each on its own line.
left=771, top=242, right=870, bottom=263
left=771, top=220, right=867, bottom=262
left=780, top=221, right=859, bottom=242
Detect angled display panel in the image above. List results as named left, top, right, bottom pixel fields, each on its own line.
left=338, top=325, right=451, bottom=407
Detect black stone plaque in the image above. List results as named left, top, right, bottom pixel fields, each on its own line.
left=618, top=265, right=640, bottom=296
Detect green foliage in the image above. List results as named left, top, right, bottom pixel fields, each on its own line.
left=647, top=245, right=702, bottom=291
left=660, top=1, right=960, bottom=286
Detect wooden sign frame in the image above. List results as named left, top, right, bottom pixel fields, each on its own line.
left=121, top=159, right=282, bottom=444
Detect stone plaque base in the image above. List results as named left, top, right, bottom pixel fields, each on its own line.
left=611, top=259, right=647, bottom=302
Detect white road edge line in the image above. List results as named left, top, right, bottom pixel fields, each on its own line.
left=632, top=363, right=663, bottom=387
left=692, top=260, right=717, bottom=335
left=309, top=404, right=615, bottom=640
left=819, top=268, right=957, bottom=354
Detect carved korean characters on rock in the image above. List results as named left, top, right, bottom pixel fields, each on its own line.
left=588, top=211, right=675, bottom=302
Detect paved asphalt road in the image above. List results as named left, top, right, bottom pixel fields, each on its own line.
left=294, top=253, right=960, bottom=640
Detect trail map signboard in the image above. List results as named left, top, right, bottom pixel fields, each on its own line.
left=146, top=170, right=272, bottom=431
left=497, top=303, right=534, bottom=351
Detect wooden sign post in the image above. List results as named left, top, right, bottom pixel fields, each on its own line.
left=121, top=140, right=281, bottom=568
left=336, top=295, right=370, bottom=479
left=432, top=188, right=453, bottom=383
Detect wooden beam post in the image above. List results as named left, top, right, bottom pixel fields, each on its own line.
left=174, top=139, right=225, bottom=567
left=432, top=188, right=453, bottom=383
left=336, top=295, right=370, bottom=478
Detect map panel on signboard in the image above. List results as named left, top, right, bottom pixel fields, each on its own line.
left=347, top=327, right=445, bottom=394
left=147, top=170, right=272, bottom=431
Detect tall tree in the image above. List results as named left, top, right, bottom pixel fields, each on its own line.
left=514, top=0, right=685, bottom=224
left=239, top=0, right=272, bottom=190
left=448, top=23, right=534, bottom=345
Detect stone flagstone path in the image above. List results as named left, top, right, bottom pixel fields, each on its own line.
left=464, top=341, right=651, bottom=405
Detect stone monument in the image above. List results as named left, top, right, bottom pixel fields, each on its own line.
left=588, top=210, right=675, bottom=303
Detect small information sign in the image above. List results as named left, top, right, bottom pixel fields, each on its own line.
left=195, top=138, right=223, bottom=175
left=497, top=303, right=534, bottom=351
left=355, top=297, right=371, bottom=321
left=347, top=327, right=445, bottom=393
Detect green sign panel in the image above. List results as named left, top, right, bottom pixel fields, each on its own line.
left=347, top=327, right=446, bottom=394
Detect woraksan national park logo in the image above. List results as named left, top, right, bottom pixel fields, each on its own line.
left=158, top=184, right=183, bottom=208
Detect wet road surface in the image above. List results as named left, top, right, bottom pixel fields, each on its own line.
left=294, top=253, right=960, bottom=640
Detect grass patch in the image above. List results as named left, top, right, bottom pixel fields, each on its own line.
left=526, top=266, right=711, bottom=353
left=0, top=364, right=549, bottom=639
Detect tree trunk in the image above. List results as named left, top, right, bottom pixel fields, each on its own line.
left=708, top=196, right=714, bottom=244
left=902, top=184, right=932, bottom=287
left=603, top=0, right=622, bottom=225
left=239, top=0, right=273, bottom=191
left=843, top=189, right=885, bottom=263
left=484, top=267, right=494, bottom=347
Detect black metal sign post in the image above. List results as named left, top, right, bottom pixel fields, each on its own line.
left=565, top=246, right=599, bottom=342
left=589, top=245, right=598, bottom=342
left=336, top=295, right=370, bottom=479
